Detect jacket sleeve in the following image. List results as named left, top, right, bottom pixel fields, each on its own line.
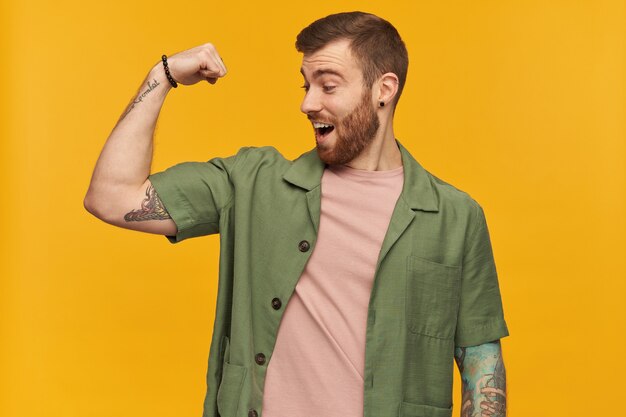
left=147, top=146, right=250, bottom=244
left=454, top=203, right=510, bottom=347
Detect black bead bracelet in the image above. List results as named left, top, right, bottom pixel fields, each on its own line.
left=161, top=54, right=178, bottom=88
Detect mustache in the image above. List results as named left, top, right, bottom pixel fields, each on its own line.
left=307, top=115, right=338, bottom=124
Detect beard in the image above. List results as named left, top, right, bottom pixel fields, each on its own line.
left=315, top=88, right=380, bottom=166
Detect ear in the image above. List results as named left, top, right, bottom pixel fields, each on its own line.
left=376, top=72, right=399, bottom=106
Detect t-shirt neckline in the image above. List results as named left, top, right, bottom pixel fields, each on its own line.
left=327, top=163, right=404, bottom=178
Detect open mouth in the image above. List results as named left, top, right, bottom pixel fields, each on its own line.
left=313, top=122, right=335, bottom=141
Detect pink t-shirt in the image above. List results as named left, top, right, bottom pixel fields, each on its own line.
left=261, top=162, right=404, bottom=417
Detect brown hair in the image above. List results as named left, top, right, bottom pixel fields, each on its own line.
left=295, top=11, right=409, bottom=109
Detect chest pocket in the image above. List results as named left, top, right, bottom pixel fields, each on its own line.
left=217, top=335, right=247, bottom=417
left=405, top=255, right=461, bottom=339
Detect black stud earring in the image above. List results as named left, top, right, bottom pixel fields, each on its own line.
left=379, top=101, right=385, bottom=107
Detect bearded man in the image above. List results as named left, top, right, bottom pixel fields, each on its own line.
left=85, top=11, right=510, bottom=417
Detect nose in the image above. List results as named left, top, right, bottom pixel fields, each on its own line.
left=300, top=88, right=323, bottom=115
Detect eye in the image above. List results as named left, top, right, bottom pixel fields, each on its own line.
left=300, top=84, right=309, bottom=92
left=323, top=85, right=336, bottom=92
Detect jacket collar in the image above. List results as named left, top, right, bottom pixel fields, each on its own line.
left=282, top=138, right=439, bottom=212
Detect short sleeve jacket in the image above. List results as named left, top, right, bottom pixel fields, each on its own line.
left=147, top=138, right=510, bottom=417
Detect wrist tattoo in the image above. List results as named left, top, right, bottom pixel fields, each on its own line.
left=124, top=183, right=172, bottom=222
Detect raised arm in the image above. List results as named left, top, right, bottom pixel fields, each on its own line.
left=454, top=339, right=507, bottom=417
left=83, top=43, right=227, bottom=237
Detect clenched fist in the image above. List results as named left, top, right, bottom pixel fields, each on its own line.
left=160, top=43, right=228, bottom=86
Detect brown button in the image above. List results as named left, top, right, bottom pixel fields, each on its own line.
left=248, top=409, right=258, bottom=417
left=298, top=240, right=310, bottom=252
left=255, top=352, right=266, bottom=365
left=271, top=297, right=282, bottom=310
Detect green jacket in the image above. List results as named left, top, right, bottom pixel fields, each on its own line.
left=147, top=138, right=510, bottom=417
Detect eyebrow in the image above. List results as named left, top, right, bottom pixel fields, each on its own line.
left=300, top=67, right=346, bottom=82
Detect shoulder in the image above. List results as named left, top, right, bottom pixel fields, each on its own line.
left=423, top=167, right=484, bottom=222
left=235, top=145, right=288, bottom=163
left=231, top=145, right=293, bottom=175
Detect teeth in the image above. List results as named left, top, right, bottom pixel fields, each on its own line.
left=313, top=122, right=333, bottom=129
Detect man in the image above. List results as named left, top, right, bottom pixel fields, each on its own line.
left=84, top=11, right=509, bottom=417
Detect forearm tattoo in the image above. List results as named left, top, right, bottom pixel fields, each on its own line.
left=118, top=77, right=161, bottom=123
left=124, top=184, right=172, bottom=221
left=454, top=340, right=507, bottom=417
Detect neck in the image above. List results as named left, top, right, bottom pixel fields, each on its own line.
left=344, top=122, right=402, bottom=171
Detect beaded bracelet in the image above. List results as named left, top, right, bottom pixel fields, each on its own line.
left=161, top=54, right=178, bottom=88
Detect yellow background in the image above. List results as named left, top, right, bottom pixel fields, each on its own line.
left=1, top=1, right=624, bottom=416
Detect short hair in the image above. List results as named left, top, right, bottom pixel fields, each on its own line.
left=295, top=11, right=409, bottom=109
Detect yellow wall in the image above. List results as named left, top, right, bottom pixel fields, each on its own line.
left=1, top=1, right=624, bottom=416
